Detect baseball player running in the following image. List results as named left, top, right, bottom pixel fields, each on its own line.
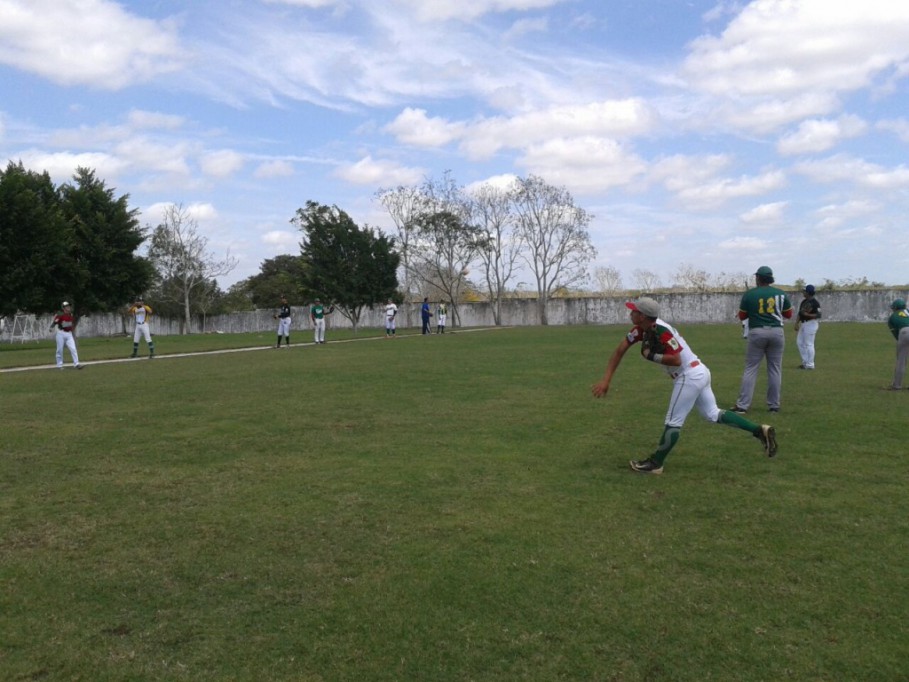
left=591, top=297, right=777, bottom=475
left=128, top=297, right=155, bottom=358
left=274, top=295, right=292, bottom=347
left=385, top=299, right=398, bottom=338
left=50, top=301, right=84, bottom=370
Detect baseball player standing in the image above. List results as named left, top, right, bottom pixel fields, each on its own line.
left=128, top=297, right=155, bottom=358
left=310, top=298, right=333, bottom=344
left=591, top=297, right=777, bottom=474
left=50, top=301, right=84, bottom=370
left=795, top=284, right=820, bottom=370
left=274, top=295, right=292, bottom=348
left=436, top=301, right=447, bottom=334
left=384, top=299, right=398, bottom=338
left=885, top=298, right=909, bottom=390
left=732, top=266, right=793, bottom=414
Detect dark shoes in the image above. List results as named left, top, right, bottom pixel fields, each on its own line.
left=755, top=425, right=778, bottom=458
left=730, top=405, right=748, bottom=414
left=629, top=458, right=664, bottom=475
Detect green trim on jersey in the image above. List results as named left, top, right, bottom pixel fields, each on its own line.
left=739, top=286, right=792, bottom=328
left=310, top=304, right=325, bottom=319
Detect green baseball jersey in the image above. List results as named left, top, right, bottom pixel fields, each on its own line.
left=739, top=286, right=793, bottom=328
left=310, top=303, right=325, bottom=319
left=888, top=308, right=909, bottom=339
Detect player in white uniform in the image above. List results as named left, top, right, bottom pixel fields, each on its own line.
left=50, top=301, right=83, bottom=370
left=384, top=299, right=398, bottom=337
left=274, top=295, right=292, bottom=347
left=436, top=301, right=447, bottom=334
left=591, top=297, right=777, bottom=474
left=128, top=297, right=155, bottom=358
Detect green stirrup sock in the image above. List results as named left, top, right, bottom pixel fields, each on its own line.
left=651, top=426, right=681, bottom=466
left=719, top=409, right=760, bottom=433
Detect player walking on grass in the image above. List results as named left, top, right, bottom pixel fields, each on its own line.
left=274, top=295, right=292, bottom=347
left=732, top=266, right=793, bottom=414
left=436, top=301, right=447, bottom=334
left=591, top=297, right=777, bottom=475
left=50, top=301, right=83, bottom=370
left=311, top=298, right=333, bottom=344
left=128, top=297, right=155, bottom=358
left=385, top=299, right=397, bottom=337
left=885, top=298, right=909, bottom=390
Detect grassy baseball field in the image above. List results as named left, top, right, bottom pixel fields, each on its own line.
left=2, top=323, right=907, bottom=680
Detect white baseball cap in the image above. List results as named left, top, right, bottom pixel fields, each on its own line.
left=62, top=301, right=70, bottom=307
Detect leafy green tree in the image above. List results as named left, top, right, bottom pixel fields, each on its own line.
left=242, top=254, right=309, bottom=308
left=0, top=162, right=70, bottom=318
left=293, top=201, right=399, bottom=332
left=58, top=167, right=154, bottom=319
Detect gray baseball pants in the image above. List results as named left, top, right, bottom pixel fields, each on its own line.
left=892, top=327, right=909, bottom=389
left=735, top=326, right=785, bottom=411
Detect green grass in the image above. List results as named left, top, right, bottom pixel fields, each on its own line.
left=2, top=323, right=908, bottom=681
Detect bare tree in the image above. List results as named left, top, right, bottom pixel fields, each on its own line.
left=632, top=269, right=661, bottom=291
left=673, top=263, right=710, bottom=292
left=376, top=184, right=427, bottom=327
left=593, top=265, right=623, bottom=294
left=147, top=204, right=237, bottom=334
left=467, top=182, right=523, bottom=325
left=511, top=175, right=595, bottom=325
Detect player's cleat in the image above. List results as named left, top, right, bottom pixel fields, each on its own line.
left=755, top=425, right=777, bottom=457
left=75, top=364, right=84, bottom=370
left=769, top=407, right=779, bottom=413
left=629, top=458, right=664, bottom=474
left=730, top=405, right=748, bottom=414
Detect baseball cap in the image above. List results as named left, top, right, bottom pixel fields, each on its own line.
left=62, top=301, right=70, bottom=307
left=804, top=284, right=815, bottom=294
left=891, top=299, right=906, bottom=310
left=755, top=266, right=774, bottom=277
left=626, top=297, right=660, bottom=318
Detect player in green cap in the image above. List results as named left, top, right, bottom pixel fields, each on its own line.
left=885, top=298, right=909, bottom=390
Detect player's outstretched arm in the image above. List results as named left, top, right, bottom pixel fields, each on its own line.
left=592, top=338, right=632, bottom=398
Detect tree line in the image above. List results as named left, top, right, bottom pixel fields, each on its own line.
left=2, top=161, right=600, bottom=332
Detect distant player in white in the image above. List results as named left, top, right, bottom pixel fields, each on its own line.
left=385, top=299, right=398, bottom=337
left=436, top=301, right=447, bottom=334
left=128, top=296, right=155, bottom=358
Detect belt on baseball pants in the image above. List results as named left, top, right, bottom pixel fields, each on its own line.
left=669, top=360, right=700, bottom=379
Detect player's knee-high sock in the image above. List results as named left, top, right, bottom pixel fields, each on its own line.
left=148, top=341, right=155, bottom=356
left=276, top=335, right=282, bottom=347
left=719, top=409, right=761, bottom=435
left=132, top=342, right=138, bottom=355
left=651, top=426, right=680, bottom=465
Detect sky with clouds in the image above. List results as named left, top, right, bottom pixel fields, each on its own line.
left=2, top=0, right=909, bottom=290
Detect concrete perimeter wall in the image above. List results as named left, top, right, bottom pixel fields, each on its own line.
left=3, top=290, right=907, bottom=342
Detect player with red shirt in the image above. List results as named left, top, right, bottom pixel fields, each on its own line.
left=591, top=297, right=776, bottom=474
left=49, top=301, right=83, bottom=370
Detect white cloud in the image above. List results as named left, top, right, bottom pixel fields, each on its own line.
left=334, top=155, right=424, bottom=186
left=675, top=170, right=786, bottom=209
left=461, top=99, right=655, bottom=159
left=383, top=108, right=465, bottom=148
left=740, top=201, right=788, bottom=225
left=518, top=137, right=648, bottom=195
left=396, top=0, right=565, bottom=22
left=815, top=199, right=879, bottom=229
left=877, top=118, right=909, bottom=142
left=254, top=160, right=295, bottom=179
left=199, top=150, right=245, bottom=178
left=261, top=230, right=299, bottom=251
left=795, top=154, right=909, bottom=189
left=127, top=110, right=185, bottom=131
left=777, top=115, right=867, bottom=156
left=717, top=236, right=766, bottom=251
left=142, top=201, right=218, bottom=225
left=15, top=150, right=127, bottom=183
left=651, top=154, right=732, bottom=193
left=0, top=0, right=183, bottom=88
left=719, top=92, right=841, bottom=135
left=504, top=17, right=549, bottom=41
left=683, top=1, right=909, bottom=97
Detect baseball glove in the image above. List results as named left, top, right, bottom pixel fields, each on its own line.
left=640, top=328, right=665, bottom=361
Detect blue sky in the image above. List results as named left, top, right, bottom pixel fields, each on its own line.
left=2, top=0, right=909, bottom=289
